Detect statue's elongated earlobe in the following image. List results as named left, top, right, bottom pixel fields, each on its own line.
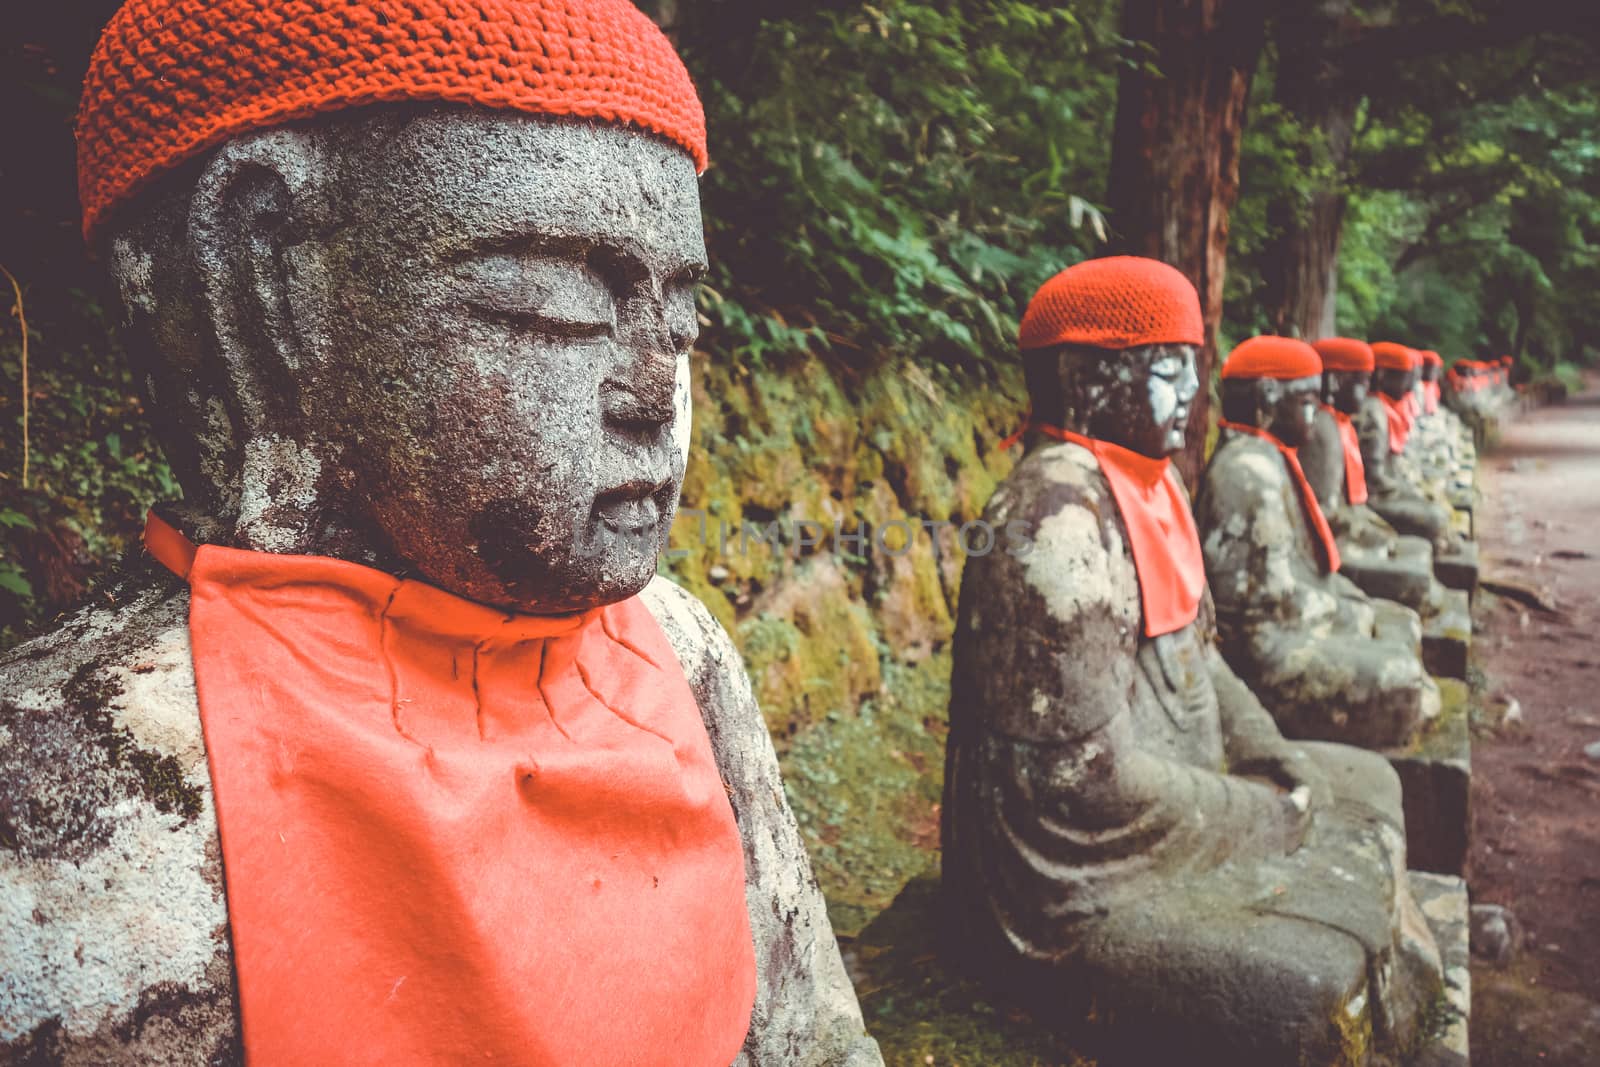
left=187, top=128, right=334, bottom=552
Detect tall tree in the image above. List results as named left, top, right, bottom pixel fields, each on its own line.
left=1259, top=0, right=1358, bottom=338
left=1106, top=0, right=1271, bottom=482
left=1259, top=0, right=1600, bottom=340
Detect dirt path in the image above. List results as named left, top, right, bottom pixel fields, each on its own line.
left=1467, top=377, right=1600, bottom=1065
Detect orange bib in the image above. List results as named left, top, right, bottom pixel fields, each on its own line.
left=145, top=514, right=755, bottom=1066
left=1423, top=381, right=1441, bottom=415
left=1218, top=422, right=1342, bottom=575
left=1321, top=403, right=1369, bottom=506
left=1003, top=423, right=1204, bottom=637
left=1380, top=393, right=1412, bottom=454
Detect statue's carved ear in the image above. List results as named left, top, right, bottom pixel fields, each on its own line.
left=187, top=128, right=323, bottom=440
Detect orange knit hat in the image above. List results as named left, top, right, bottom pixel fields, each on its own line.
left=1371, top=342, right=1419, bottom=371
left=1019, top=256, right=1204, bottom=352
left=1501, top=355, right=1515, bottom=366
left=1312, top=337, right=1375, bottom=373
left=1420, top=350, right=1444, bottom=367
left=76, top=0, right=706, bottom=242
left=1220, top=336, right=1323, bottom=381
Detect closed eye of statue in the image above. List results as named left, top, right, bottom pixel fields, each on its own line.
left=455, top=253, right=617, bottom=340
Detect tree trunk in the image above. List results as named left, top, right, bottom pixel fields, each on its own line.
left=1261, top=0, right=1360, bottom=341
left=1107, top=0, right=1270, bottom=485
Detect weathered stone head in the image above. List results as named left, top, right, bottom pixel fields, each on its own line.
left=1372, top=343, right=1421, bottom=401
left=1218, top=337, right=1322, bottom=448
left=1312, top=337, right=1376, bottom=416
left=1419, top=350, right=1444, bottom=385
left=1016, top=257, right=1203, bottom=458
left=79, top=0, right=706, bottom=614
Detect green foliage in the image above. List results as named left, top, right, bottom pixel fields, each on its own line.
left=0, top=286, right=176, bottom=643
left=1230, top=38, right=1598, bottom=374
left=683, top=0, right=1122, bottom=370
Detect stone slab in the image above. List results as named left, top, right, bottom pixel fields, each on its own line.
left=1435, top=540, right=1480, bottom=597
left=1341, top=546, right=1435, bottom=610
left=1422, top=589, right=1472, bottom=681
left=1385, top=678, right=1472, bottom=877
left=1410, top=872, right=1471, bottom=1067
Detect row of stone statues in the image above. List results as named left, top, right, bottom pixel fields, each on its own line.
left=1, top=1, right=1510, bottom=1064
left=941, top=256, right=1500, bottom=1064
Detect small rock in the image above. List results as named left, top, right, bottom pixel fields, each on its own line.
left=1502, top=698, right=1524, bottom=726
left=1470, top=903, right=1522, bottom=966
left=1583, top=741, right=1600, bottom=762
left=708, top=564, right=730, bottom=583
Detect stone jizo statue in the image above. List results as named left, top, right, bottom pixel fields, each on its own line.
left=1196, top=337, right=1437, bottom=750
left=1300, top=338, right=1437, bottom=610
left=942, top=260, right=1442, bottom=1066
left=1, top=3, right=880, bottom=1064
left=1359, top=343, right=1460, bottom=551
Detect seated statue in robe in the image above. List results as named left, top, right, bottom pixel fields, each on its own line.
left=0, top=3, right=881, bottom=1064
left=1411, top=350, right=1474, bottom=503
left=1358, top=343, right=1460, bottom=551
left=941, top=258, right=1443, bottom=1067
left=1301, top=338, right=1440, bottom=611
left=1196, top=337, right=1438, bottom=750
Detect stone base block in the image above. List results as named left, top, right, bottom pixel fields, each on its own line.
left=1385, top=678, right=1472, bottom=876
left=1342, top=546, right=1435, bottom=610
left=1435, top=540, right=1479, bottom=596
left=1410, top=872, right=1471, bottom=1067
left=1422, top=589, right=1472, bottom=680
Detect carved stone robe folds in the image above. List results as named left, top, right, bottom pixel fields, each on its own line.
left=1357, top=396, right=1455, bottom=548
left=1302, top=406, right=1439, bottom=612
left=942, top=439, right=1441, bottom=1065
left=1197, top=430, right=1437, bottom=750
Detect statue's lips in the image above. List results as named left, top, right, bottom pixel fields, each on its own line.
left=595, top=488, right=662, bottom=536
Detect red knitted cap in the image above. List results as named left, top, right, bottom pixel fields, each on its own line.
left=1500, top=355, right=1515, bottom=366
left=1372, top=343, right=1419, bottom=371
left=1312, top=337, right=1375, bottom=373
left=1019, top=256, right=1204, bottom=352
left=77, top=0, right=706, bottom=242
left=1420, top=350, right=1444, bottom=367
left=1220, top=336, right=1323, bottom=381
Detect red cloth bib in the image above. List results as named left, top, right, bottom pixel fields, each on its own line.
left=1001, top=422, right=1204, bottom=637
left=145, top=514, right=756, bottom=1067
left=1423, top=381, right=1441, bottom=415
left=1218, top=422, right=1342, bottom=575
left=1379, top=393, right=1411, bottom=454
left=1320, top=403, right=1369, bottom=506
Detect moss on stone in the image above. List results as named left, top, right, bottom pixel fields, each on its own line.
left=1328, top=993, right=1373, bottom=1067
left=62, top=660, right=204, bottom=824
left=851, top=874, right=1097, bottom=1067
left=737, top=582, right=882, bottom=742
left=781, top=652, right=952, bottom=936
left=676, top=352, right=1023, bottom=938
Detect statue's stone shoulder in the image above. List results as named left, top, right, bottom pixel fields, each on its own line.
left=948, top=442, right=1141, bottom=745
left=1301, top=406, right=1346, bottom=511
left=0, top=578, right=240, bottom=1064
left=1198, top=433, right=1296, bottom=541
left=1199, top=433, right=1323, bottom=616
left=640, top=574, right=884, bottom=1067
left=974, top=441, right=1140, bottom=634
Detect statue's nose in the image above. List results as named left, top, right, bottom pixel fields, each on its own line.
left=603, top=342, right=676, bottom=435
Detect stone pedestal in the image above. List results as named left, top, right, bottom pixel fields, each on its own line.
left=1385, top=678, right=1472, bottom=877
left=1411, top=872, right=1471, bottom=1067
left=1435, top=541, right=1480, bottom=597
left=1340, top=539, right=1436, bottom=610
left=1421, top=589, right=1473, bottom=681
